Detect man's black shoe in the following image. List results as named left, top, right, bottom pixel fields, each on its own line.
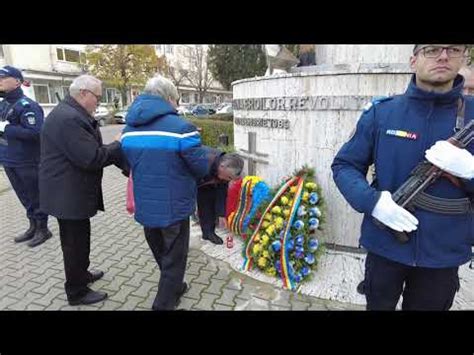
left=27, top=228, right=52, bottom=248
left=88, top=270, right=104, bottom=284
left=14, top=219, right=36, bottom=243
left=203, top=233, right=223, bottom=245
left=68, top=289, right=108, bottom=306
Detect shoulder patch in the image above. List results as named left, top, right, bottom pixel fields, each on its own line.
left=363, top=96, right=393, bottom=113
left=20, top=99, right=30, bottom=107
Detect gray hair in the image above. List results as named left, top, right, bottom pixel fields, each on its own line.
left=143, top=75, right=179, bottom=102
left=69, top=75, right=102, bottom=97
left=220, top=153, right=244, bottom=178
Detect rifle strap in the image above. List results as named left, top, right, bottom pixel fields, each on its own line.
left=455, top=97, right=465, bottom=132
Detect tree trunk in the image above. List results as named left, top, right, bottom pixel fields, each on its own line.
left=121, top=88, right=128, bottom=107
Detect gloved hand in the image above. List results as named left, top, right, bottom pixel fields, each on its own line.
left=371, top=191, right=419, bottom=232
left=425, top=140, right=474, bottom=180
left=0, top=121, right=9, bottom=133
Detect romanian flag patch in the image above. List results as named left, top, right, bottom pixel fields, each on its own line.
left=386, top=129, right=418, bottom=140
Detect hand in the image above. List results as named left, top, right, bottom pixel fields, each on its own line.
left=114, top=132, right=122, bottom=142
left=0, top=121, right=9, bottom=133
left=425, top=140, right=474, bottom=179
left=218, top=217, right=227, bottom=229
left=371, top=191, right=419, bottom=233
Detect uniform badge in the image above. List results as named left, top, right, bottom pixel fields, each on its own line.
left=26, top=113, right=36, bottom=125
left=386, top=129, right=418, bottom=140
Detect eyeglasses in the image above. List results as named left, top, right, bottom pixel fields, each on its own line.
left=83, top=89, right=102, bottom=102
left=417, top=45, right=467, bottom=59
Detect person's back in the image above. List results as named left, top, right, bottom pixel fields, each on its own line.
left=121, top=93, right=208, bottom=228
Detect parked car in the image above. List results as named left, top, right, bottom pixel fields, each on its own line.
left=217, top=104, right=233, bottom=114
left=114, top=108, right=129, bottom=124
left=192, top=105, right=211, bottom=117
left=94, top=106, right=111, bottom=126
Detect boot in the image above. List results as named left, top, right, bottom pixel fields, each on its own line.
left=203, top=232, right=223, bottom=245
left=14, top=219, right=36, bottom=243
left=27, top=220, right=53, bottom=248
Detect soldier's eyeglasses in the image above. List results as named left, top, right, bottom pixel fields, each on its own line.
left=417, top=45, right=467, bottom=58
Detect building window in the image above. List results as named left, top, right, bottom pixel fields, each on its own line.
left=56, top=47, right=85, bottom=64
left=166, top=45, right=174, bottom=54
left=0, top=45, right=4, bottom=58
left=62, top=86, right=70, bottom=98
left=33, top=84, right=51, bottom=104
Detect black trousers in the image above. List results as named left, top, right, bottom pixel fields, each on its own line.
left=5, top=166, right=48, bottom=223
left=364, top=252, right=460, bottom=311
left=57, top=218, right=91, bottom=300
left=197, top=186, right=218, bottom=236
left=144, top=218, right=190, bottom=310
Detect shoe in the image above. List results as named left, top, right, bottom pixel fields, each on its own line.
left=88, top=270, right=104, bottom=284
left=356, top=280, right=366, bottom=295
left=203, top=233, right=223, bottom=245
left=176, top=282, right=188, bottom=307
left=27, top=225, right=52, bottom=248
left=14, top=219, right=36, bottom=243
left=68, top=289, right=108, bottom=306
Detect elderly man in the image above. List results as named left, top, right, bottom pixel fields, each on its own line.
left=121, top=75, right=209, bottom=310
left=197, top=149, right=243, bottom=245
left=40, top=75, right=127, bottom=306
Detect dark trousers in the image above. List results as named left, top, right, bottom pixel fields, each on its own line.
left=364, top=252, right=460, bottom=311
left=144, top=219, right=190, bottom=310
left=197, top=186, right=218, bottom=236
left=5, top=166, right=48, bottom=223
left=58, top=218, right=91, bottom=300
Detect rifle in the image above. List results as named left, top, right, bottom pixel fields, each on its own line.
left=376, top=119, right=474, bottom=243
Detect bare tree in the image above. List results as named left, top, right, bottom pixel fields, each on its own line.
left=166, top=60, right=188, bottom=96
left=182, top=45, right=214, bottom=103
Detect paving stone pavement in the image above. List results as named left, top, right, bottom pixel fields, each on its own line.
left=0, top=127, right=364, bottom=311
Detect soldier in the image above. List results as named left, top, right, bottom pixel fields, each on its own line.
left=0, top=65, right=52, bottom=247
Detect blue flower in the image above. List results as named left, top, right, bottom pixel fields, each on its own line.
left=295, top=234, right=305, bottom=246
left=308, top=217, right=320, bottom=230
left=297, top=206, right=306, bottom=217
left=275, top=260, right=282, bottom=271
left=295, top=250, right=305, bottom=259
left=286, top=239, right=295, bottom=251
left=272, top=240, right=281, bottom=252
left=308, top=238, right=319, bottom=252
left=293, top=220, right=304, bottom=230
left=309, top=192, right=319, bottom=205
left=294, top=273, right=302, bottom=283
left=301, top=266, right=310, bottom=277
left=309, top=207, right=321, bottom=217
left=304, top=253, right=316, bottom=265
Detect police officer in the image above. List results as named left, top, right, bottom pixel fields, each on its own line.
left=0, top=66, right=52, bottom=247
left=197, top=148, right=244, bottom=245
left=332, top=45, right=473, bottom=310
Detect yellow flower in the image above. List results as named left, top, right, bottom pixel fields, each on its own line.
left=262, top=250, right=270, bottom=258
left=274, top=217, right=284, bottom=230
left=254, top=234, right=261, bottom=243
left=280, top=196, right=289, bottom=205
left=264, top=213, right=273, bottom=222
left=265, top=225, right=275, bottom=236
left=305, top=182, right=317, bottom=191
left=257, top=257, right=268, bottom=268
left=262, top=234, right=270, bottom=244
left=262, top=221, right=270, bottom=228
left=266, top=267, right=277, bottom=276
left=271, top=206, right=282, bottom=215
left=253, top=244, right=262, bottom=255
left=283, top=209, right=290, bottom=218
left=290, top=186, right=297, bottom=194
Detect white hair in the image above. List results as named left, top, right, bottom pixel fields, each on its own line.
left=143, top=75, right=179, bottom=102
left=69, top=75, right=102, bottom=98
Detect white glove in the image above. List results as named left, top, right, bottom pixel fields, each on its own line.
left=0, top=121, right=9, bottom=133
left=371, top=191, right=419, bottom=232
left=425, top=140, right=474, bottom=180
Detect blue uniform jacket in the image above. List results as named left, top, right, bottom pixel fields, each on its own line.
left=0, top=87, right=44, bottom=167
left=121, top=94, right=209, bottom=228
left=332, top=75, right=474, bottom=268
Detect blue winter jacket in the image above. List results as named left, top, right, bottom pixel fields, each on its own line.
left=332, top=75, right=474, bottom=268
left=121, top=94, right=209, bottom=228
left=0, top=87, right=44, bottom=167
